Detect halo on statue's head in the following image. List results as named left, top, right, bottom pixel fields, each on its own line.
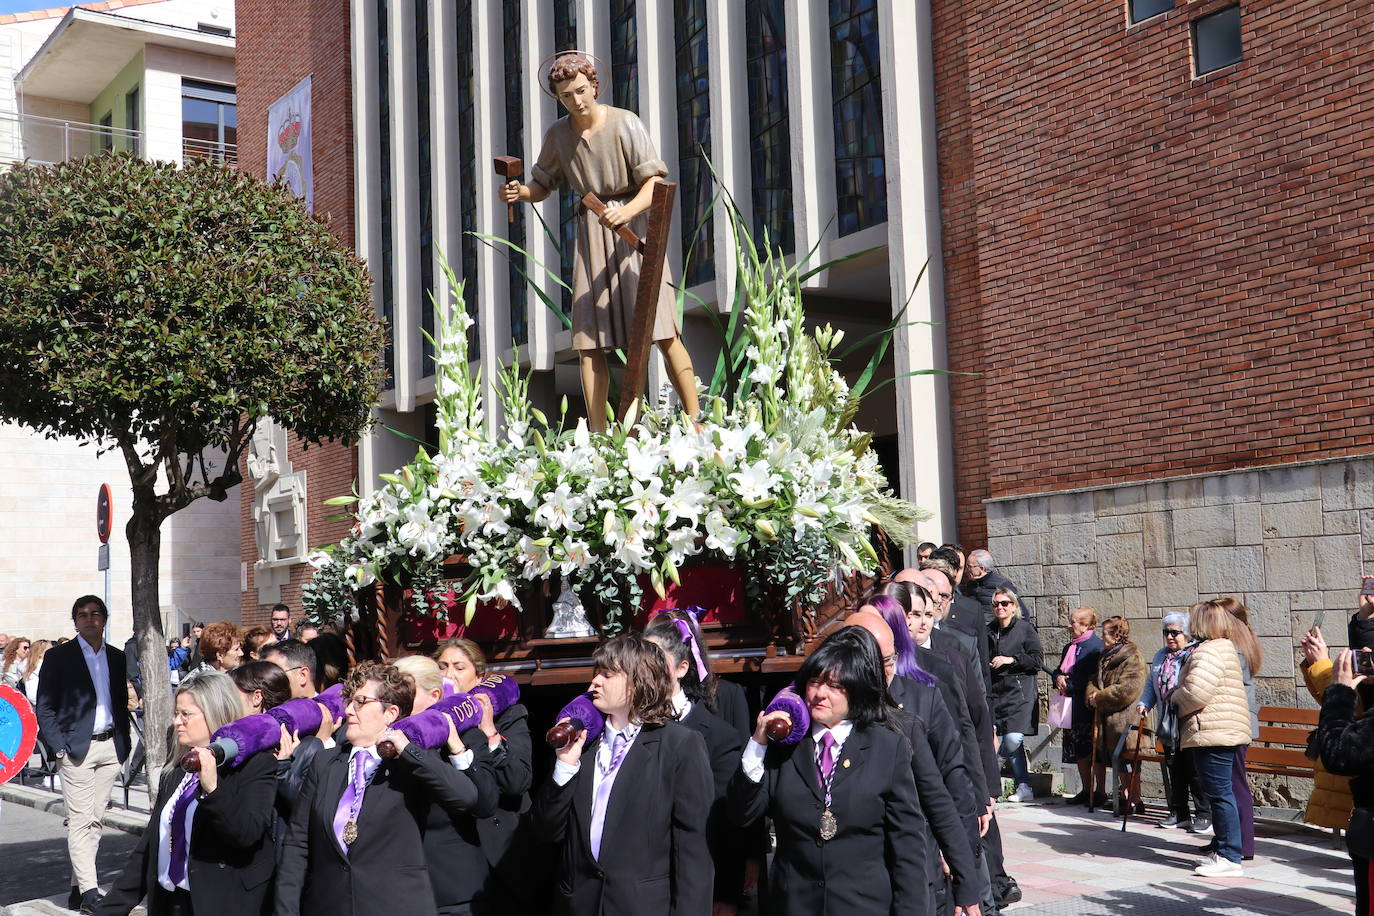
left=538, top=50, right=607, bottom=101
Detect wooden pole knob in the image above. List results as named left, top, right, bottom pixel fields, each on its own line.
left=545, top=718, right=585, bottom=749
left=765, top=716, right=793, bottom=742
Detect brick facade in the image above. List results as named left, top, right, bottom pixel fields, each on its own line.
left=235, top=0, right=358, bottom=626
left=935, top=0, right=1374, bottom=545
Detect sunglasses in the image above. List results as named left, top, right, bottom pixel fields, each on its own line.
left=992, top=600, right=1016, bottom=608
left=1162, top=629, right=1184, bottom=637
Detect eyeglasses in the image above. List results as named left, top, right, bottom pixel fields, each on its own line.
left=1162, top=629, right=1184, bottom=637
left=346, top=695, right=387, bottom=709
left=992, top=600, right=1016, bottom=608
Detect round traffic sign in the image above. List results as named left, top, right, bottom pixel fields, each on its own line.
left=0, top=685, right=38, bottom=786
left=97, top=483, right=113, bottom=544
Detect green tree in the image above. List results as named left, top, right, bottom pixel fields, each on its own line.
left=0, top=153, right=385, bottom=781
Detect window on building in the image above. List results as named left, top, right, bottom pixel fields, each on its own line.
left=415, top=0, right=435, bottom=374
left=1127, top=0, right=1173, bottom=23
left=829, top=0, right=886, bottom=236
left=182, top=79, right=236, bottom=163
left=675, top=0, right=714, bottom=286
left=98, top=112, right=113, bottom=153
left=456, top=0, right=480, bottom=354
left=125, top=85, right=141, bottom=155
left=378, top=0, right=395, bottom=380
left=504, top=0, right=528, bottom=345
left=610, top=0, right=638, bottom=113
left=553, top=0, right=577, bottom=314
left=745, top=0, right=793, bottom=255
left=1193, top=5, right=1242, bottom=75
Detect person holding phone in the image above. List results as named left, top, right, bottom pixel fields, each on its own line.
left=1349, top=577, right=1374, bottom=658
left=1311, top=646, right=1374, bottom=914
left=1299, top=624, right=1355, bottom=836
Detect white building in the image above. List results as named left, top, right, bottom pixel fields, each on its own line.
left=0, top=0, right=240, bottom=646
left=347, top=0, right=954, bottom=553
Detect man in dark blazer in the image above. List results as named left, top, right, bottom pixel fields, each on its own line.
left=35, top=596, right=131, bottom=914
left=847, top=611, right=981, bottom=915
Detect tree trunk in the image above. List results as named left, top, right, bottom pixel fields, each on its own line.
left=127, top=490, right=171, bottom=789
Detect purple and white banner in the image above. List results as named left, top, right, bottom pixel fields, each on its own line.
left=266, top=75, right=313, bottom=211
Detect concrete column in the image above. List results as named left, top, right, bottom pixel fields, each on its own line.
left=474, top=0, right=508, bottom=431
left=879, top=0, right=955, bottom=545
left=389, top=0, right=420, bottom=413
left=786, top=0, right=836, bottom=287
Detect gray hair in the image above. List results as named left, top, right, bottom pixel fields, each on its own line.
left=176, top=670, right=245, bottom=735
left=970, top=548, right=994, bottom=570
left=1161, top=612, right=1189, bottom=632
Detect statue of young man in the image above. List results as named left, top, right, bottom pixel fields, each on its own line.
left=500, top=54, right=699, bottom=432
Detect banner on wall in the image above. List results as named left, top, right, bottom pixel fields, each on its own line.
left=266, top=75, right=313, bottom=211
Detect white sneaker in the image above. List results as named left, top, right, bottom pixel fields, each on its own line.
left=1011, top=783, right=1035, bottom=803
left=1194, top=855, right=1244, bottom=878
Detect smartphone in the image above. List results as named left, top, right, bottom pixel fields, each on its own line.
left=1360, top=649, right=1374, bottom=677
left=1362, top=576, right=1374, bottom=597
left=1311, top=610, right=1325, bottom=633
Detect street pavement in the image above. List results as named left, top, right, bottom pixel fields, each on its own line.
left=0, top=780, right=1356, bottom=915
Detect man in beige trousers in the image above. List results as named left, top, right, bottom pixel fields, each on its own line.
left=34, top=596, right=131, bottom=914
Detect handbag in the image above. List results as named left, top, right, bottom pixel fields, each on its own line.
left=1048, top=693, right=1073, bottom=730
left=1156, top=704, right=1180, bottom=751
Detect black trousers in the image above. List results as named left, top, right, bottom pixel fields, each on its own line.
left=1161, top=747, right=1206, bottom=820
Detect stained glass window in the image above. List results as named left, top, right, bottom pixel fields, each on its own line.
left=504, top=0, right=527, bottom=345
left=675, top=0, right=713, bottom=286
left=610, top=0, right=638, bottom=113
left=456, top=0, right=479, bottom=354
left=415, top=0, right=435, bottom=374
left=745, top=0, right=792, bottom=254
left=553, top=0, right=577, bottom=314
left=377, top=0, right=395, bottom=378
left=829, top=0, right=886, bottom=236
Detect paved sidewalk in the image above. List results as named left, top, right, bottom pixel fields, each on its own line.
left=997, top=798, right=1354, bottom=914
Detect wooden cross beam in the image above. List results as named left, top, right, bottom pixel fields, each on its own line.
left=581, top=181, right=678, bottom=424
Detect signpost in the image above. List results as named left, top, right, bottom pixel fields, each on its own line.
left=97, top=483, right=113, bottom=614
left=0, top=685, right=38, bottom=786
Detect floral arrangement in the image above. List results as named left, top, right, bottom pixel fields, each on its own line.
left=317, top=230, right=928, bottom=632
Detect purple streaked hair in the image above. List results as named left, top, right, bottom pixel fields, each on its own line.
left=866, top=594, right=936, bottom=687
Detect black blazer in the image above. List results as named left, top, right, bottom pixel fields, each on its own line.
left=420, top=743, right=500, bottom=908
left=728, top=723, right=928, bottom=916
left=533, top=720, right=714, bottom=916
left=917, top=645, right=998, bottom=800
left=461, top=703, right=535, bottom=903
left=274, top=742, right=488, bottom=916
left=713, top=677, right=753, bottom=746
left=97, top=749, right=278, bottom=916
left=34, top=637, right=131, bottom=762
left=679, top=702, right=747, bottom=906
left=889, top=676, right=979, bottom=909
left=946, top=596, right=993, bottom=693
left=987, top=616, right=1044, bottom=736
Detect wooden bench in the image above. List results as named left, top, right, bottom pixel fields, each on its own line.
left=1122, top=705, right=1318, bottom=782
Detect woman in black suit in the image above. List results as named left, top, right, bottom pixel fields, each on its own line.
left=534, top=633, right=714, bottom=916
left=729, top=627, right=928, bottom=916
left=274, top=661, right=493, bottom=916
left=96, top=671, right=278, bottom=916
left=645, top=609, right=748, bottom=913
left=433, top=638, right=534, bottom=908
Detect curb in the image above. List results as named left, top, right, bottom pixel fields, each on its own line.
left=0, top=784, right=146, bottom=836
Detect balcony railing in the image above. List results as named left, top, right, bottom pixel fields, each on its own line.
left=183, top=135, right=237, bottom=165
left=0, top=111, right=237, bottom=167
left=0, top=110, right=141, bottom=165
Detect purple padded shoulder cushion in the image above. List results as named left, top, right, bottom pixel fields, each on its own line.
left=764, top=687, right=810, bottom=745
left=555, top=694, right=605, bottom=746
left=391, top=673, right=523, bottom=751
left=268, top=697, right=324, bottom=738
left=212, top=713, right=285, bottom=767
left=317, top=683, right=346, bottom=723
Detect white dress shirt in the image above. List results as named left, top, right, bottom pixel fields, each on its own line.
left=551, top=720, right=641, bottom=788
left=671, top=691, right=692, bottom=721
left=78, top=634, right=114, bottom=733
left=742, top=719, right=854, bottom=783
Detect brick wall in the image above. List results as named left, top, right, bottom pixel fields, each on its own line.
left=934, top=0, right=1374, bottom=545
left=235, top=0, right=359, bottom=626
